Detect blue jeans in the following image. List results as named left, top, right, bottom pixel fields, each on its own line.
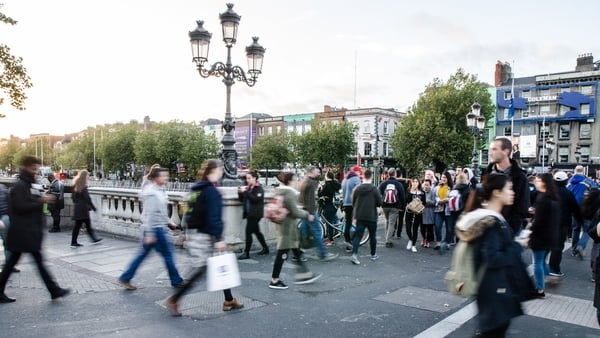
left=0, top=215, right=11, bottom=265
left=532, top=250, right=550, bottom=291
left=323, top=204, right=338, bottom=240
left=120, top=227, right=183, bottom=286
left=572, top=218, right=592, bottom=252
left=301, top=213, right=327, bottom=258
left=352, top=221, right=377, bottom=256
left=434, top=212, right=454, bottom=243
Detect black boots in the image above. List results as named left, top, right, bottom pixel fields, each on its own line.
left=238, top=252, right=250, bottom=260
left=257, top=248, right=269, bottom=256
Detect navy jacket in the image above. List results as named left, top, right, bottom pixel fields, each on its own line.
left=190, top=181, right=224, bottom=241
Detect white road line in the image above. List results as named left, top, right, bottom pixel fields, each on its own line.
left=413, top=301, right=477, bottom=338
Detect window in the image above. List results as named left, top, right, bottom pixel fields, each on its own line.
left=521, top=125, right=534, bottom=136
left=304, top=124, right=311, bottom=133
left=503, top=91, right=512, bottom=100
left=287, top=125, right=294, bottom=134
left=540, top=105, right=550, bottom=116
left=559, top=105, right=570, bottom=116
left=503, top=127, right=511, bottom=137
left=538, top=146, right=549, bottom=164
left=383, top=121, right=389, bottom=135
left=503, top=108, right=509, bottom=120
left=276, top=126, right=281, bottom=134
left=522, top=110, right=529, bottom=118
left=481, top=149, right=489, bottom=166
left=540, top=88, right=550, bottom=97
left=581, top=103, right=590, bottom=115
left=267, top=126, right=273, bottom=135
left=382, top=142, right=388, bottom=156
left=580, top=123, right=591, bottom=139
left=560, top=87, right=570, bottom=93
left=521, top=90, right=530, bottom=98
left=558, top=124, right=570, bottom=139
left=258, top=127, right=264, bottom=136
left=582, top=85, right=593, bottom=95
left=539, top=123, right=549, bottom=140
left=363, top=120, right=370, bottom=133
left=580, top=146, right=590, bottom=163
left=482, top=128, right=490, bottom=146
left=364, top=142, right=372, bottom=156
left=558, top=145, right=569, bottom=163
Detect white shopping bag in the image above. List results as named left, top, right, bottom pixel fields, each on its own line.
left=206, top=252, right=242, bottom=291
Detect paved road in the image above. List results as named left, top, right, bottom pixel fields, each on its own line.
left=1, top=221, right=599, bottom=338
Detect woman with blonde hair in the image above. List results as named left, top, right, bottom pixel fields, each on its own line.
left=70, top=170, right=102, bottom=248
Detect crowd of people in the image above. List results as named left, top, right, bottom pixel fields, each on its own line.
left=1, top=138, right=600, bottom=336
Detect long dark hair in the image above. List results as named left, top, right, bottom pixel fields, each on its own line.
left=196, top=159, right=221, bottom=181
left=441, top=171, right=454, bottom=188
left=464, top=173, right=511, bottom=212
left=538, top=173, right=559, bottom=201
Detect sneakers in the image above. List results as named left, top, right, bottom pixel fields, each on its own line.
left=291, top=256, right=308, bottom=262
left=406, top=240, right=413, bottom=250
left=70, top=243, right=83, bottom=249
left=222, top=298, right=244, bottom=311
left=370, top=254, right=379, bottom=261
left=351, top=255, right=360, bottom=265
left=238, top=252, right=250, bottom=260
left=164, top=296, right=182, bottom=317
left=51, top=288, right=71, bottom=300
left=118, top=279, right=137, bottom=290
left=549, top=271, right=564, bottom=277
left=92, top=238, right=103, bottom=245
left=411, top=246, right=417, bottom=253
left=294, top=272, right=323, bottom=285
left=536, top=290, right=545, bottom=299
left=269, top=280, right=289, bottom=289
left=575, top=247, right=584, bottom=260
left=257, top=248, right=269, bottom=256
left=320, top=253, right=338, bottom=261
left=424, top=240, right=430, bottom=248
left=345, top=246, right=353, bottom=253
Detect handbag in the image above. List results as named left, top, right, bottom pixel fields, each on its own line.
left=407, top=198, right=425, bottom=214
left=206, top=252, right=242, bottom=291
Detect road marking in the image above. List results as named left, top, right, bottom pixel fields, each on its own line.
left=413, top=301, right=477, bottom=338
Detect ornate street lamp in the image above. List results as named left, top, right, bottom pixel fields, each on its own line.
left=189, top=3, right=265, bottom=186
left=545, top=136, right=555, bottom=171
left=466, top=102, right=486, bottom=181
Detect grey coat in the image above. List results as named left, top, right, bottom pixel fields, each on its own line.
left=275, top=186, right=308, bottom=250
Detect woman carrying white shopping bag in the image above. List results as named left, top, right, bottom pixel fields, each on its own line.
left=164, top=159, right=244, bottom=316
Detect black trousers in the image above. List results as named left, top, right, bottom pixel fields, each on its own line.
left=243, top=217, right=267, bottom=253
left=343, top=206, right=354, bottom=243
left=549, top=226, right=569, bottom=273
left=71, top=219, right=98, bottom=244
left=49, top=208, right=61, bottom=229
left=0, top=251, right=61, bottom=296
left=272, top=248, right=308, bottom=279
left=405, top=212, right=422, bottom=244
left=171, top=266, right=233, bottom=303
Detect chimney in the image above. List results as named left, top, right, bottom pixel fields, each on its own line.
left=324, top=105, right=332, bottom=112
left=494, top=61, right=508, bottom=87
left=576, top=53, right=594, bottom=72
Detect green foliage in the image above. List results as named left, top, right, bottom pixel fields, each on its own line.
left=294, top=121, right=357, bottom=169
left=390, top=69, right=493, bottom=175
left=101, top=123, right=138, bottom=173
left=178, top=123, right=219, bottom=180
left=0, top=137, right=21, bottom=173
left=249, top=132, right=290, bottom=171
left=0, top=8, right=32, bottom=111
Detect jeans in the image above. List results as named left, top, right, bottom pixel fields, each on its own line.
left=300, top=213, right=327, bottom=258
left=532, top=250, right=550, bottom=291
left=352, top=221, right=377, bottom=256
left=0, top=215, right=11, bottom=265
left=383, top=208, right=399, bottom=243
left=435, top=212, right=454, bottom=243
left=323, top=204, right=338, bottom=240
left=573, top=218, right=592, bottom=252
left=120, top=227, right=183, bottom=286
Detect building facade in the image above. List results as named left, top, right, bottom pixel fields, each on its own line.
left=495, top=54, right=600, bottom=176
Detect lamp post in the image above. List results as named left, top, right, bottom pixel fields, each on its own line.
left=545, top=136, right=555, bottom=172
left=575, top=144, right=581, bottom=164
left=189, top=3, right=265, bottom=186
left=465, top=102, right=486, bottom=181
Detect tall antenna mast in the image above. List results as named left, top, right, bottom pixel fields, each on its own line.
left=354, top=49, right=358, bottom=108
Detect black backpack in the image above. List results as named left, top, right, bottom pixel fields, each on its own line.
left=184, top=187, right=206, bottom=231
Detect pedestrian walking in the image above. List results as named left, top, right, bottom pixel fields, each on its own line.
left=119, top=167, right=184, bottom=290
left=299, top=165, right=337, bottom=261
left=318, top=170, right=341, bottom=246
left=164, top=160, right=243, bottom=316
left=47, top=173, right=64, bottom=233
left=549, top=171, right=582, bottom=277
left=433, top=171, right=453, bottom=251
left=341, top=166, right=362, bottom=251
left=405, top=176, right=425, bottom=253
left=237, top=170, right=269, bottom=260
left=350, top=169, right=382, bottom=264
left=268, top=172, right=323, bottom=290
left=0, top=183, right=18, bottom=273
left=483, top=137, right=530, bottom=235
left=530, top=173, right=561, bottom=298
left=70, top=170, right=102, bottom=248
left=569, top=165, right=598, bottom=259
left=0, top=156, right=70, bottom=303
left=456, top=173, right=534, bottom=337
left=378, top=168, right=406, bottom=248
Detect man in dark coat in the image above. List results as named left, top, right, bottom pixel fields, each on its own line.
left=0, top=156, right=70, bottom=303
left=47, top=173, right=64, bottom=232
left=483, top=137, right=530, bottom=235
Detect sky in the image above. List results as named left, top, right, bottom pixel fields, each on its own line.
left=1, top=0, right=599, bottom=139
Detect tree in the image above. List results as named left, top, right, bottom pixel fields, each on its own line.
left=0, top=136, right=21, bottom=174
left=249, top=132, right=291, bottom=185
left=178, top=123, right=219, bottom=181
left=390, top=69, right=493, bottom=175
left=0, top=8, right=32, bottom=111
left=101, top=123, right=138, bottom=174
left=295, top=121, right=357, bottom=169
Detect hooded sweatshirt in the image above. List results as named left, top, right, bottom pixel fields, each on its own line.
left=141, top=182, right=170, bottom=238
left=351, top=182, right=382, bottom=224
left=342, top=171, right=361, bottom=207
left=455, top=208, right=506, bottom=243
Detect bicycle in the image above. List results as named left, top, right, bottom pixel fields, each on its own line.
left=297, top=195, right=369, bottom=247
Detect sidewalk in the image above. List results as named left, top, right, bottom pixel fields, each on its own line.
left=1, top=226, right=599, bottom=337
